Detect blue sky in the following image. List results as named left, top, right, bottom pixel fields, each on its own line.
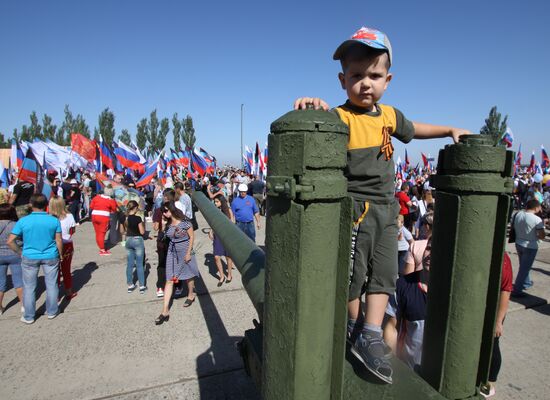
left=1, top=0, right=549, bottom=166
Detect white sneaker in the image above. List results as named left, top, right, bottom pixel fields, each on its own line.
left=47, top=312, right=58, bottom=320
left=156, top=288, right=164, bottom=298
left=20, top=316, right=35, bottom=324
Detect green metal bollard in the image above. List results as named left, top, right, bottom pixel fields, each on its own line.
left=421, top=135, right=514, bottom=399
left=263, top=109, right=351, bottom=400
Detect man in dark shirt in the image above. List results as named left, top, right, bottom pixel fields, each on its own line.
left=10, top=179, right=35, bottom=218
left=248, top=175, right=266, bottom=216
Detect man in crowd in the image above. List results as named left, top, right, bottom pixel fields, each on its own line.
left=511, top=199, right=546, bottom=296
left=9, top=177, right=35, bottom=218
left=7, top=193, right=63, bottom=324
left=248, top=175, right=266, bottom=216
left=231, top=183, right=260, bottom=242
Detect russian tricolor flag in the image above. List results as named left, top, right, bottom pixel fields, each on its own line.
left=515, top=144, right=522, bottom=166
left=501, top=128, right=514, bottom=148
left=136, top=157, right=160, bottom=188
left=191, top=148, right=209, bottom=176
left=114, top=141, right=144, bottom=171
left=11, top=141, right=24, bottom=170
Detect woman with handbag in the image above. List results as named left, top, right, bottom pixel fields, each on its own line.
left=155, top=201, right=200, bottom=325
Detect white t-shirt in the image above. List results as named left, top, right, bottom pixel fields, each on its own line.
left=514, top=211, right=544, bottom=249
left=60, top=213, right=76, bottom=243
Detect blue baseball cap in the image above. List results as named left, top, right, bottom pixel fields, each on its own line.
left=333, top=26, right=392, bottom=66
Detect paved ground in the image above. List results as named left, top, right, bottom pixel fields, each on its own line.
left=0, top=212, right=549, bottom=399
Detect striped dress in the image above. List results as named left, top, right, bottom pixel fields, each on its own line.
left=165, top=220, right=200, bottom=281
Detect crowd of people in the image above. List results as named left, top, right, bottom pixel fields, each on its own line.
left=0, top=165, right=267, bottom=327
left=0, top=152, right=547, bottom=397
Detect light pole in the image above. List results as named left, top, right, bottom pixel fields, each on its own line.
left=240, top=103, right=244, bottom=170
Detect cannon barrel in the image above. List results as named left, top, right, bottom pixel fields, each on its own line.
left=191, top=191, right=265, bottom=320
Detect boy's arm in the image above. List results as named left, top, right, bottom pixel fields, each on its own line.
left=413, top=122, right=472, bottom=144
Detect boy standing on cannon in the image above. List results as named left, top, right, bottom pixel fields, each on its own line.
left=294, top=26, right=470, bottom=383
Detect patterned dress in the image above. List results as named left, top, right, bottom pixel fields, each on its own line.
left=165, top=220, right=200, bottom=281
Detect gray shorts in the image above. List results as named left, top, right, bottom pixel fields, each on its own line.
left=349, top=198, right=400, bottom=299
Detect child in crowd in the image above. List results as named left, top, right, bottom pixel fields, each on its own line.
left=49, top=196, right=77, bottom=299
left=294, top=26, right=470, bottom=383
left=123, top=200, right=146, bottom=294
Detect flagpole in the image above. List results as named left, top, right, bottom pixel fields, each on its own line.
left=240, top=103, right=244, bottom=170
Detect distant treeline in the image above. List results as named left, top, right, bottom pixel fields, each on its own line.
left=1, top=105, right=197, bottom=157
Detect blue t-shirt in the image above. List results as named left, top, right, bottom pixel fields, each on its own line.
left=11, top=212, right=62, bottom=260
left=231, top=195, right=258, bottom=223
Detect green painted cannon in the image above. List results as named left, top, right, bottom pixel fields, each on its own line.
left=191, top=110, right=513, bottom=400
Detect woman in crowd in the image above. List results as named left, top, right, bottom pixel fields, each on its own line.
left=89, top=186, right=118, bottom=256
left=402, top=212, right=433, bottom=276
left=123, top=200, right=146, bottom=294
left=208, top=195, right=235, bottom=286
left=49, top=196, right=77, bottom=299
left=0, top=204, right=22, bottom=314
left=155, top=201, right=200, bottom=325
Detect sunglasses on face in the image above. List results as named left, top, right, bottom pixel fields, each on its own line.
left=162, top=209, right=170, bottom=214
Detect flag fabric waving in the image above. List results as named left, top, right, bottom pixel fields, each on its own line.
left=515, top=144, right=522, bottom=166
left=99, top=135, right=114, bottom=170
left=528, top=151, right=536, bottom=172
left=421, top=152, right=429, bottom=168
left=71, top=133, right=97, bottom=162
left=136, top=157, right=160, bottom=188
left=113, top=141, right=144, bottom=171
left=500, top=127, right=514, bottom=148
left=19, top=148, right=40, bottom=185
left=541, top=145, right=550, bottom=169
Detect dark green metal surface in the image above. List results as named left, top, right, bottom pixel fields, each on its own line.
left=191, top=191, right=265, bottom=319
left=421, top=135, right=513, bottom=400
left=263, top=109, right=350, bottom=400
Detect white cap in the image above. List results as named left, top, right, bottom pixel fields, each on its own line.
left=70, top=179, right=78, bottom=184
left=238, top=183, right=248, bottom=192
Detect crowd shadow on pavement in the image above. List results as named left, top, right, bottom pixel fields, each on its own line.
left=531, top=266, right=550, bottom=277
left=193, top=274, right=260, bottom=399
left=511, top=292, right=549, bottom=316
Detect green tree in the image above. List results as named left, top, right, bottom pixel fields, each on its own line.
left=136, top=118, right=148, bottom=152
left=57, top=105, right=75, bottom=146
left=20, top=125, right=31, bottom=142
left=172, top=113, right=182, bottom=152
left=480, top=106, right=508, bottom=145
left=156, top=117, right=169, bottom=153
left=74, top=114, right=90, bottom=138
left=119, top=129, right=132, bottom=146
left=42, top=114, right=57, bottom=141
left=29, top=111, right=42, bottom=140
left=182, top=115, right=196, bottom=149
left=147, top=110, right=159, bottom=154
left=94, top=108, right=116, bottom=145
left=12, top=128, right=19, bottom=143
left=0, top=132, right=10, bottom=148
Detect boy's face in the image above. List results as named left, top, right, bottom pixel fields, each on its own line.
left=338, top=53, right=392, bottom=112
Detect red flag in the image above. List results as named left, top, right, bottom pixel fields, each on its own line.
left=71, top=133, right=97, bottom=162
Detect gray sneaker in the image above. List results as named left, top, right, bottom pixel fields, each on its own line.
left=350, top=334, right=393, bottom=384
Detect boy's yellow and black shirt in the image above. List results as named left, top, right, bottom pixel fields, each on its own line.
left=334, top=101, right=415, bottom=202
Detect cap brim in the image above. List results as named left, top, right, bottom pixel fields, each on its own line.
left=333, top=39, right=391, bottom=65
